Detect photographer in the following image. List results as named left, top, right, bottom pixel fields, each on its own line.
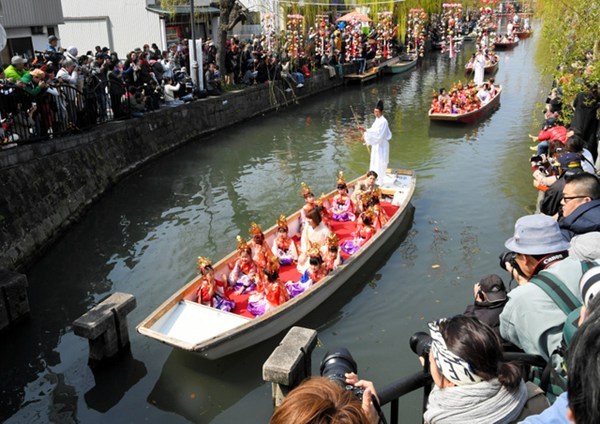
left=414, top=316, right=547, bottom=423
left=463, top=274, right=508, bottom=337
left=269, top=377, right=380, bottom=424
left=499, top=214, right=595, bottom=361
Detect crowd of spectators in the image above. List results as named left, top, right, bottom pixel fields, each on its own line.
left=0, top=21, right=407, bottom=147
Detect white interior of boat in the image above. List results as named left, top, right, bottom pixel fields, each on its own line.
left=150, top=300, right=251, bottom=345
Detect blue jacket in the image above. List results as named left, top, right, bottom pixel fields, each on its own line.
left=559, top=199, right=600, bottom=241
left=520, top=392, right=569, bottom=424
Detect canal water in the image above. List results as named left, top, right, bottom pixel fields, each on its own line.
left=3, top=31, right=548, bottom=423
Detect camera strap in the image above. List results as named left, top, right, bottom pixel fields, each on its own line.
left=528, top=251, right=568, bottom=280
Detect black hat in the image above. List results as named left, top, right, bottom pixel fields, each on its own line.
left=478, top=274, right=507, bottom=302
left=375, top=99, right=384, bottom=111
left=95, top=52, right=108, bottom=59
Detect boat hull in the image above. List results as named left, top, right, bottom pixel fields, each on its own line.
left=465, top=61, right=498, bottom=75
left=384, top=59, right=417, bottom=75
left=429, top=85, right=502, bottom=124
left=137, top=171, right=416, bottom=359
left=493, top=41, right=519, bottom=50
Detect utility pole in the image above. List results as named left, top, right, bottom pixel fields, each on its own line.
left=190, top=0, right=201, bottom=91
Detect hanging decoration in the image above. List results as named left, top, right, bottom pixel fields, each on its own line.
left=376, top=11, right=393, bottom=60
left=286, top=14, right=305, bottom=58
left=313, top=14, right=331, bottom=59
left=440, top=3, right=463, bottom=57
left=406, top=8, right=427, bottom=58
left=261, top=12, right=276, bottom=56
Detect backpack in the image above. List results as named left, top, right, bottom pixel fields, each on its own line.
left=528, top=260, right=596, bottom=402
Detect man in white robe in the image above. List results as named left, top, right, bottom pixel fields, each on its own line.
left=473, top=50, right=486, bottom=87
left=360, top=100, right=392, bottom=185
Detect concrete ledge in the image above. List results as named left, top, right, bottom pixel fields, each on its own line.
left=73, top=292, right=136, bottom=364
left=263, top=326, right=318, bottom=406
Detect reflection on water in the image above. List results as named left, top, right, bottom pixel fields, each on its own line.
left=3, top=29, right=548, bottom=423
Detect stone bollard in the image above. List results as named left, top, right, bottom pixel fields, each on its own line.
left=0, top=269, right=30, bottom=332
left=262, top=326, right=318, bottom=407
left=73, top=292, right=136, bottom=365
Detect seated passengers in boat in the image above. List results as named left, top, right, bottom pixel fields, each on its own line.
left=224, top=236, right=260, bottom=295
left=330, top=172, right=356, bottom=222
left=477, top=83, right=492, bottom=105
left=298, top=208, right=331, bottom=272
left=287, top=243, right=329, bottom=298
left=271, top=214, right=299, bottom=266
left=322, top=232, right=342, bottom=271
left=488, top=78, right=497, bottom=97
left=351, top=171, right=378, bottom=215
left=248, top=222, right=274, bottom=269
left=341, top=208, right=377, bottom=255
left=195, top=257, right=235, bottom=312
left=248, top=256, right=289, bottom=316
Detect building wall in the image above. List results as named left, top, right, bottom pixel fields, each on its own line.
left=59, top=0, right=163, bottom=56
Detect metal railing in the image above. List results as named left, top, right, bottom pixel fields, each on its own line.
left=0, top=80, right=132, bottom=146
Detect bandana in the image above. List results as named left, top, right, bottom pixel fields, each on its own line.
left=429, top=320, right=484, bottom=386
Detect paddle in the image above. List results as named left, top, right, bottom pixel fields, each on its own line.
left=350, top=105, right=371, bottom=154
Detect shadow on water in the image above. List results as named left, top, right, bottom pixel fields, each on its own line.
left=147, top=206, right=414, bottom=422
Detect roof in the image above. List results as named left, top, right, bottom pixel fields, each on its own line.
left=146, top=2, right=219, bottom=16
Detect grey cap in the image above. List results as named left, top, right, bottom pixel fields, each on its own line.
left=11, top=55, right=26, bottom=65
left=48, top=35, right=59, bottom=42
left=505, top=214, right=570, bottom=255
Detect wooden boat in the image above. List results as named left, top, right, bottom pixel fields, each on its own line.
left=514, top=29, right=533, bottom=38
left=384, top=57, right=418, bottom=75
left=493, top=39, right=519, bottom=50
left=465, top=58, right=499, bottom=75
left=344, top=67, right=379, bottom=84
left=428, top=85, right=503, bottom=124
left=137, top=170, right=417, bottom=359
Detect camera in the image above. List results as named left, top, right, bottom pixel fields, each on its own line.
left=409, top=332, right=432, bottom=357
left=320, top=347, right=365, bottom=400
left=499, top=251, right=519, bottom=272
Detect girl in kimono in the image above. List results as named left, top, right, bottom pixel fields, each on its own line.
left=287, top=243, right=329, bottom=298
left=322, top=232, right=342, bottom=272
left=271, top=214, right=299, bottom=266
left=330, top=172, right=355, bottom=222
left=341, top=208, right=377, bottom=255
left=300, top=182, right=316, bottom=229
left=369, top=187, right=389, bottom=230
left=224, top=236, right=259, bottom=295
left=195, top=257, right=235, bottom=312
left=248, top=256, right=289, bottom=316
left=248, top=222, right=273, bottom=269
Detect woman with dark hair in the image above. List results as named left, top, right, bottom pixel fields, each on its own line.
left=423, top=316, right=547, bottom=423
left=297, top=207, right=331, bottom=272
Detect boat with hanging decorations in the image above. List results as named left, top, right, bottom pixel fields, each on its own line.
left=137, top=170, right=416, bottom=359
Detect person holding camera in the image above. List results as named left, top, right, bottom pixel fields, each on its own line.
left=498, top=214, right=596, bottom=361
left=463, top=274, right=508, bottom=337
left=415, top=316, right=547, bottom=423
left=540, top=153, right=583, bottom=217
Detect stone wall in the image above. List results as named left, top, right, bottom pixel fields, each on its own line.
left=0, top=68, right=355, bottom=271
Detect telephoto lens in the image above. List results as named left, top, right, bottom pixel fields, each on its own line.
left=320, top=347, right=365, bottom=400
left=409, top=332, right=433, bottom=357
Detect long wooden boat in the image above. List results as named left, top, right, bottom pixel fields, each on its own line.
left=493, top=39, right=519, bottom=50
left=137, top=170, right=417, bottom=359
left=465, top=58, right=499, bottom=75
left=384, top=57, right=418, bottom=75
left=428, top=85, right=502, bottom=124
left=514, top=29, right=533, bottom=38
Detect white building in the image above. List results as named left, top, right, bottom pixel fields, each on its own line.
left=0, top=0, right=64, bottom=64
left=59, top=0, right=219, bottom=57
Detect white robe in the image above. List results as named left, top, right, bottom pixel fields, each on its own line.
left=363, top=115, right=392, bottom=184
left=473, top=53, right=486, bottom=87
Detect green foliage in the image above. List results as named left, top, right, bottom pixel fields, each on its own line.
left=536, top=0, right=600, bottom=123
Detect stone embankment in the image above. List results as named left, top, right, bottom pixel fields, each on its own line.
left=0, top=68, right=352, bottom=271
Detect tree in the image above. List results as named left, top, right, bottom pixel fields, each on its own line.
left=217, top=0, right=247, bottom=74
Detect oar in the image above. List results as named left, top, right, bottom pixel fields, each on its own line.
left=350, top=105, right=371, bottom=154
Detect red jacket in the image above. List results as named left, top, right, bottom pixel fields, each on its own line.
left=537, top=125, right=567, bottom=144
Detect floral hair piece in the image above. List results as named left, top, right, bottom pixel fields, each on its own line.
left=301, top=182, right=313, bottom=197
left=326, top=232, right=339, bottom=248
left=336, top=171, right=346, bottom=186
left=236, top=235, right=250, bottom=253
left=249, top=222, right=263, bottom=237
left=276, top=214, right=288, bottom=231
left=196, top=256, right=212, bottom=274
left=307, top=242, right=322, bottom=259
